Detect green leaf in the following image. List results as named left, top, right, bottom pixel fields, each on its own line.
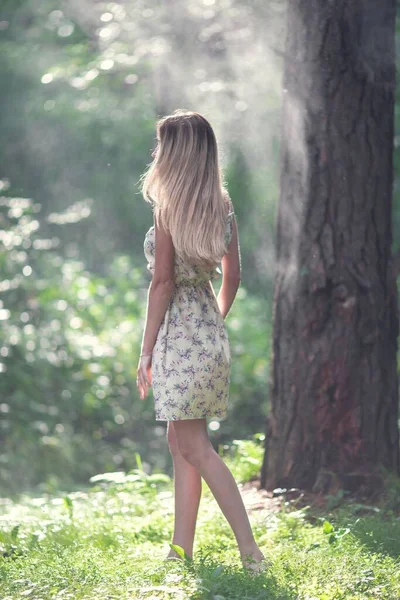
left=212, top=565, right=225, bottom=577
left=146, top=473, right=171, bottom=484
left=63, top=496, right=73, bottom=519
left=10, top=525, right=20, bottom=542
left=323, top=520, right=334, bottom=534
left=90, top=472, right=127, bottom=484
left=135, top=452, right=143, bottom=471
left=63, top=496, right=73, bottom=509
left=28, top=533, right=39, bottom=549
left=336, top=527, right=351, bottom=538
left=169, top=543, right=193, bottom=563
left=306, top=542, right=321, bottom=552
left=328, top=533, right=337, bottom=544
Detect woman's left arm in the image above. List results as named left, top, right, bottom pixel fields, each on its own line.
left=136, top=217, right=175, bottom=400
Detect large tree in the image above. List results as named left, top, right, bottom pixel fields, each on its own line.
left=261, top=0, right=400, bottom=493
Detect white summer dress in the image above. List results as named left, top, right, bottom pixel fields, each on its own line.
left=143, top=209, right=235, bottom=421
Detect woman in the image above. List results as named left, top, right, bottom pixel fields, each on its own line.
left=137, top=110, right=267, bottom=573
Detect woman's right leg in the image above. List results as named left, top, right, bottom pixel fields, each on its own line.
left=166, top=421, right=202, bottom=560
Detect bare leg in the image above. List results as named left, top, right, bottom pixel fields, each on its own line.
left=173, top=418, right=265, bottom=567
left=166, top=421, right=202, bottom=560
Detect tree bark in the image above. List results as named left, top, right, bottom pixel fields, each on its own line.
left=261, top=0, right=400, bottom=493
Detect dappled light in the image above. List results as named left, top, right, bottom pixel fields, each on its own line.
left=0, top=182, right=269, bottom=493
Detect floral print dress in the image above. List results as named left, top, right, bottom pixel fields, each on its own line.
left=143, top=209, right=235, bottom=421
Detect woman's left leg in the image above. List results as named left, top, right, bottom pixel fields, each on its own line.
left=166, top=421, right=202, bottom=559
left=172, top=418, right=265, bottom=568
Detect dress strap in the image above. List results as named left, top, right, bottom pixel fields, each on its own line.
left=224, top=191, right=235, bottom=219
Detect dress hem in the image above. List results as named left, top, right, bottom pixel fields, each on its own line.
left=155, top=413, right=227, bottom=422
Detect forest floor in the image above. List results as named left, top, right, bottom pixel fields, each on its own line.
left=1, top=458, right=400, bottom=599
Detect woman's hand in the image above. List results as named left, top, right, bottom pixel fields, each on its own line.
left=136, top=354, right=152, bottom=400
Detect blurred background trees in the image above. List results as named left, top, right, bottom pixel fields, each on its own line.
left=0, top=0, right=280, bottom=493
left=1, top=0, right=400, bottom=495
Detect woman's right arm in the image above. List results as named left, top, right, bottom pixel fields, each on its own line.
left=217, top=215, right=241, bottom=319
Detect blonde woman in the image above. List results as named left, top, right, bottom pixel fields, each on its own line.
left=137, top=110, right=267, bottom=573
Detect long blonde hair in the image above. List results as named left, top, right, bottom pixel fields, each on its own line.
left=141, top=110, right=230, bottom=266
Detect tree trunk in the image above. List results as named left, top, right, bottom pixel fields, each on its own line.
left=260, top=0, right=400, bottom=493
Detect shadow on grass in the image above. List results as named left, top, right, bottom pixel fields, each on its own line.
left=346, top=513, right=400, bottom=559
left=298, top=481, right=400, bottom=561
left=158, top=555, right=297, bottom=600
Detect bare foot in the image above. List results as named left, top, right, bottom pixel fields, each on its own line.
left=164, top=547, right=192, bottom=562
left=240, top=546, right=271, bottom=575
left=164, top=549, right=182, bottom=561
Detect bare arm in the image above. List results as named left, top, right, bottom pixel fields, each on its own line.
left=137, top=216, right=175, bottom=400
left=217, top=215, right=241, bottom=319
left=140, top=216, right=176, bottom=355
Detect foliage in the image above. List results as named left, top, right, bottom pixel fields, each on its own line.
left=0, top=191, right=270, bottom=493
left=219, top=433, right=266, bottom=484
left=0, top=0, right=281, bottom=493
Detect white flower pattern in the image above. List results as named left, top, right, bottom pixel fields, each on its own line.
left=143, top=210, right=235, bottom=420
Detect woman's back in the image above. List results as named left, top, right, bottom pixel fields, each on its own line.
left=144, top=204, right=235, bottom=287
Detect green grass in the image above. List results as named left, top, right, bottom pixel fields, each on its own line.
left=1, top=440, right=400, bottom=599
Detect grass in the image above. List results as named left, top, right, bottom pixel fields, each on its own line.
left=0, top=439, right=400, bottom=599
